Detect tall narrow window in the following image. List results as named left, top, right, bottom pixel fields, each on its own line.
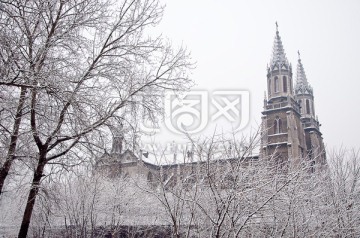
left=278, top=119, right=282, bottom=133
left=274, top=77, right=279, bottom=93
left=306, top=99, right=311, bottom=114
left=310, top=160, right=316, bottom=173
left=312, top=101, right=315, bottom=115
left=283, top=76, right=287, bottom=92
left=274, top=118, right=281, bottom=134
left=274, top=120, right=278, bottom=134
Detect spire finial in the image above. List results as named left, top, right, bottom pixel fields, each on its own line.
left=298, top=50, right=301, bottom=60
left=275, top=21, right=278, bottom=32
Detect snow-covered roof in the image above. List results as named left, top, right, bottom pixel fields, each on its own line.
left=140, top=147, right=259, bottom=167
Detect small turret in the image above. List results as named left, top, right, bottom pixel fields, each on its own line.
left=110, top=122, right=124, bottom=155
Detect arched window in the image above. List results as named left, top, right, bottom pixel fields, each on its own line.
left=274, top=118, right=282, bottom=134
left=298, top=99, right=302, bottom=113
left=283, top=76, right=287, bottom=92
left=306, top=99, right=311, bottom=114
left=278, top=118, right=282, bottom=133
left=310, top=160, right=316, bottom=173
left=312, top=101, right=315, bottom=115
left=274, top=77, right=279, bottom=93
left=274, top=120, right=277, bottom=134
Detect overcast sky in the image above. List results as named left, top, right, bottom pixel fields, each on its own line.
left=146, top=0, right=360, bottom=151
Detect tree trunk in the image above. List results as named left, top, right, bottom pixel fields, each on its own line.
left=0, top=87, right=27, bottom=196
left=18, top=153, right=46, bottom=238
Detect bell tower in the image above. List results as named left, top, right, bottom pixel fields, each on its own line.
left=294, top=52, right=326, bottom=167
left=260, top=23, right=307, bottom=166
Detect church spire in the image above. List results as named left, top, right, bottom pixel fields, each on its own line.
left=295, top=51, right=313, bottom=95
left=270, top=22, right=289, bottom=69
left=266, top=22, right=293, bottom=100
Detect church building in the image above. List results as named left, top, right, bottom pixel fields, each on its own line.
left=95, top=24, right=327, bottom=179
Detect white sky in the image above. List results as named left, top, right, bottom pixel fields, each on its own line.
left=146, top=0, right=360, bottom=151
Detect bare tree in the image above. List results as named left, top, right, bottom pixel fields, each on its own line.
left=0, top=86, right=28, bottom=195
left=324, top=148, right=360, bottom=237
left=139, top=131, right=332, bottom=238
left=0, top=41, right=29, bottom=194
left=0, top=0, right=193, bottom=237
left=2, top=132, right=359, bottom=237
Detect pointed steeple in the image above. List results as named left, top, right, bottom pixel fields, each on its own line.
left=269, top=22, right=289, bottom=69
left=295, top=51, right=313, bottom=95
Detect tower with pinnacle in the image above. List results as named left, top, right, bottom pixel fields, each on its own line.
left=294, top=52, right=326, bottom=167
left=260, top=23, right=325, bottom=169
